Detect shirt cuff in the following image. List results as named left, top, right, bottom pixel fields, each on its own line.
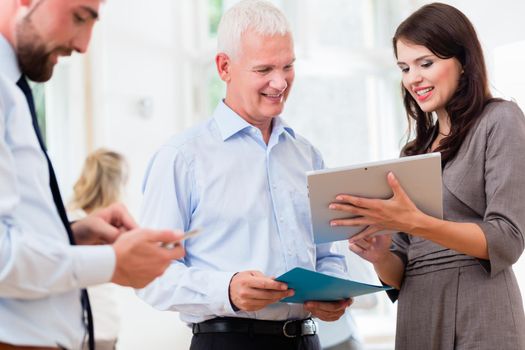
left=71, top=245, right=116, bottom=288
left=210, top=271, right=238, bottom=317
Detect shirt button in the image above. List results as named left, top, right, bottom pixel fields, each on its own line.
left=279, top=216, right=284, bottom=222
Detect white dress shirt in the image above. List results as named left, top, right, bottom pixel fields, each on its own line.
left=0, top=35, right=115, bottom=349
left=138, top=100, right=347, bottom=324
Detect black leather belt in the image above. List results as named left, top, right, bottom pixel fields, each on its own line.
left=192, top=317, right=317, bottom=338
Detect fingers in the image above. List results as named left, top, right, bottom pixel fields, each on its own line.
left=349, top=237, right=374, bottom=255
left=96, top=221, right=121, bottom=243
left=333, top=194, right=378, bottom=210
left=348, top=233, right=392, bottom=264
left=97, top=203, right=138, bottom=231
left=164, top=243, right=185, bottom=260
left=250, top=277, right=289, bottom=291
left=352, top=237, right=373, bottom=250
left=147, top=230, right=186, bottom=260
left=330, top=217, right=375, bottom=227
left=72, top=216, right=121, bottom=245
left=146, top=229, right=184, bottom=244
left=387, top=172, right=404, bottom=199
left=249, top=270, right=266, bottom=278
left=349, top=225, right=381, bottom=243
left=305, top=299, right=351, bottom=312
left=388, top=172, right=412, bottom=204
left=230, top=271, right=294, bottom=311
left=349, top=241, right=366, bottom=255
left=111, top=231, right=184, bottom=288
left=121, top=228, right=185, bottom=261
left=329, top=197, right=380, bottom=228
left=237, top=272, right=289, bottom=292
left=237, top=296, right=290, bottom=310
left=239, top=287, right=293, bottom=301
left=328, top=202, right=368, bottom=217
left=231, top=291, right=293, bottom=311
left=335, top=174, right=405, bottom=204
left=304, top=299, right=352, bottom=321
left=111, top=203, right=139, bottom=230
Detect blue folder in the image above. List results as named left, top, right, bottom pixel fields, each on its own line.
left=275, top=267, right=391, bottom=303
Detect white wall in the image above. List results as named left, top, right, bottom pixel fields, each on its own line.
left=494, top=41, right=525, bottom=107
left=89, top=0, right=181, bottom=216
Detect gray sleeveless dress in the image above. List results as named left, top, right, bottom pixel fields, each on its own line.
left=389, top=101, right=525, bottom=350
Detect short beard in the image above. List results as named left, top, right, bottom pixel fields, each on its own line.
left=15, top=12, right=70, bottom=82
left=16, top=36, right=54, bottom=82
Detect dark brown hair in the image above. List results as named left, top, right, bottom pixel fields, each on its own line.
left=393, top=2, right=494, bottom=164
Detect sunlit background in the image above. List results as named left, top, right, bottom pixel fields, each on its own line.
left=35, top=0, right=525, bottom=349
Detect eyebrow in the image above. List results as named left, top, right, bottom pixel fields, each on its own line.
left=397, top=54, right=435, bottom=66
left=80, top=6, right=99, bottom=20
left=252, top=58, right=296, bottom=70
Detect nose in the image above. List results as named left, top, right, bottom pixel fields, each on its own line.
left=406, top=68, right=423, bottom=87
left=269, top=72, right=288, bottom=92
left=71, top=24, right=95, bottom=54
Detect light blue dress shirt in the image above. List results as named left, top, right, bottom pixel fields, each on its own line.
left=138, top=101, right=346, bottom=324
left=0, top=35, right=115, bottom=349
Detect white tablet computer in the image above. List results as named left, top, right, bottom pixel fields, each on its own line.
left=307, top=152, right=443, bottom=244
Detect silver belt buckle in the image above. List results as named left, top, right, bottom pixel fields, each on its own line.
left=282, top=320, right=297, bottom=338
left=301, top=319, right=317, bottom=335
left=282, top=319, right=317, bottom=338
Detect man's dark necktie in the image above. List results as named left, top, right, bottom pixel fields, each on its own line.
left=16, top=76, right=95, bottom=350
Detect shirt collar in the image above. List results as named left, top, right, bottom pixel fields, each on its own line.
left=213, top=100, right=296, bottom=141
left=0, top=34, right=22, bottom=83
left=272, top=115, right=296, bottom=139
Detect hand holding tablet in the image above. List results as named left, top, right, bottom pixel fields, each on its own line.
left=307, top=153, right=443, bottom=244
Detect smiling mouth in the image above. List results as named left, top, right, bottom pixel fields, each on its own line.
left=262, top=92, right=283, bottom=98
left=415, top=87, right=434, bottom=96
left=261, top=92, right=286, bottom=104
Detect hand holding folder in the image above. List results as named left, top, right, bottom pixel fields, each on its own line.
left=275, top=267, right=391, bottom=304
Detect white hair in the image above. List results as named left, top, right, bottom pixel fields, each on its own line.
left=217, top=0, right=291, bottom=59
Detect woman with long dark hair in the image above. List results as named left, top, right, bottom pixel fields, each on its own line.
left=329, top=3, right=525, bottom=349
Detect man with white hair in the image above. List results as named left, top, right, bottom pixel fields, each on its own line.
left=0, top=1, right=185, bottom=349
left=139, top=1, right=351, bottom=349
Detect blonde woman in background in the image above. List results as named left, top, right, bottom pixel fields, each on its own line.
left=68, top=148, right=128, bottom=350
